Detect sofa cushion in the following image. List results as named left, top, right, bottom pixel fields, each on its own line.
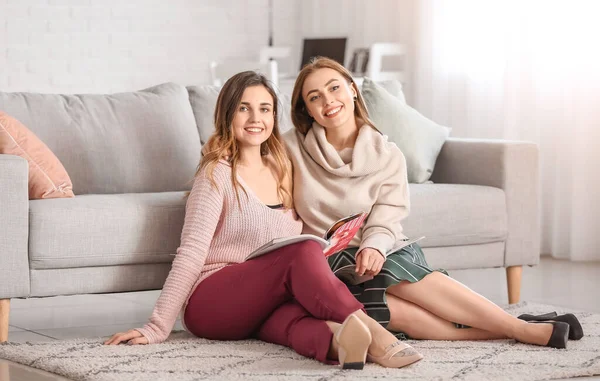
left=0, top=83, right=201, bottom=195
left=423, top=242, right=505, bottom=271
left=0, top=111, right=74, bottom=199
left=28, top=192, right=187, bottom=269
left=404, top=184, right=507, bottom=247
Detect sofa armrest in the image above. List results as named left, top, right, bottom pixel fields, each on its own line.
left=430, top=137, right=540, bottom=267
left=0, top=154, right=30, bottom=298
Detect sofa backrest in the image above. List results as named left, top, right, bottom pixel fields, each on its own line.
left=0, top=83, right=201, bottom=195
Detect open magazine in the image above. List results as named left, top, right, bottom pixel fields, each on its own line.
left=332, top=235, right=426, bottom=285
left=245, top=212, right=368, bottom=261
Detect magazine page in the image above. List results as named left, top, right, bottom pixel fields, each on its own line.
left=245, top=234, right=328, bottom=261
left=323, top=212, right=368, bottom=257
left=323, top=212, right=367, bottom=240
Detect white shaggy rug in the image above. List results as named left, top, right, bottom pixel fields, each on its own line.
left=1, top=302, right=599, bottom=381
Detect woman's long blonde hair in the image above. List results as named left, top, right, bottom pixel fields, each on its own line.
left=197, top=71, right=293, bottom=209
left=291, top=56, right=378, bottom=135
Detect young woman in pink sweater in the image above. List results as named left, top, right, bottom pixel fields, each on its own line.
left=104, top=71, right=423, bottom=369
left=284, top=57, right=582, bottom=350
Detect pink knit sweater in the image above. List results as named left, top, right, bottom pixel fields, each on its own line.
left=136, top=160, right=302, bottom=344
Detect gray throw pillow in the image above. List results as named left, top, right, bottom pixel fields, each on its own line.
left=361, top=77, right=451, bottom=183
left=186, top=85, right=220, bottom=145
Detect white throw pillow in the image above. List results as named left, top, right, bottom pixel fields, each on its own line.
left=361, top=78, right=451, bottom=183
left=370, top=79, right=407, bottom=104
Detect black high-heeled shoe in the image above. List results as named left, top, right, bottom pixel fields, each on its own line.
left=518, top=312, right=557, bottom=321
left=518, top=312, right=583, bottom=340
left=529, top=321, right=570, bottom=349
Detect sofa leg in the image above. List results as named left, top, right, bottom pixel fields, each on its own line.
left=0, top=299, right=10, bottom=342
left=506, top=266, right=522, bottom=305
left=0, top=359, right=8, bottom=381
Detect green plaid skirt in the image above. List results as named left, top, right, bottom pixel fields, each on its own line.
left=328, top=243, right=463, bottom=340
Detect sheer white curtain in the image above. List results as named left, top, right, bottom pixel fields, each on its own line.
left=414, top=0, right=600, bottom=261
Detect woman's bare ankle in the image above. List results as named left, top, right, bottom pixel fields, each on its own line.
left=326, top=321, right=341, bottom=360
left=523, top=322, right=554, bottom=346
left=368, top=329, right=400, bottom=357
left=353, top=310, right=379, bottom=329
left=351, top=311, right=399, bottom=356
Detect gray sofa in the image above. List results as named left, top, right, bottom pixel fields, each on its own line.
left=0, top=82, right=539, bottom=342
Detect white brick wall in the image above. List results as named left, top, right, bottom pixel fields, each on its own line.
left=0, top=0, right=299, bottom=93
left=0, top=0, right=413, bottom=95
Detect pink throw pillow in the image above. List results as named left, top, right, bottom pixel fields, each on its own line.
left=0, top=111, right=75, bottom=199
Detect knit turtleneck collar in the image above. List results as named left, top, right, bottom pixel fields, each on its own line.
left=301, top=122, right=396, bottom=177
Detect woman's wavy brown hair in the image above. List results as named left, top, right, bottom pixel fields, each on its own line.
left=291, top=56, right=377, bottom=135
left=196, top=71, right=293, bottom=209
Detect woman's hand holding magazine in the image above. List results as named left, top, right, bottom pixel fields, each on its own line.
left=245, top=212, right=425, bottom=287
left=332, top=236, right=426, bottom=285
left=245, top=212, right=368, bottom=260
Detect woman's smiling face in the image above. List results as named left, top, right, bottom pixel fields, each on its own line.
left=302, top=67, right=357, bottom=131
left=231, top=85, right=275, bottom=149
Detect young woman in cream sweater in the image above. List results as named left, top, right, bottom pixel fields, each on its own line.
left=104, top=71, right=423, bottom=369
left=284, top=57, right=580, bottom=349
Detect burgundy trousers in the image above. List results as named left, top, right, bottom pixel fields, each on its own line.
left=184, top=241, right=363, bottom=364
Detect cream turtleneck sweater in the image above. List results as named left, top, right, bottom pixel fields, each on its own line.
left=284, top=123, right=410, bottom=257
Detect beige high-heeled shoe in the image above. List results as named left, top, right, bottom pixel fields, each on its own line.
left=367, top=340, right=424, bottom=368
left=335, top=314, right=372, bottom=370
